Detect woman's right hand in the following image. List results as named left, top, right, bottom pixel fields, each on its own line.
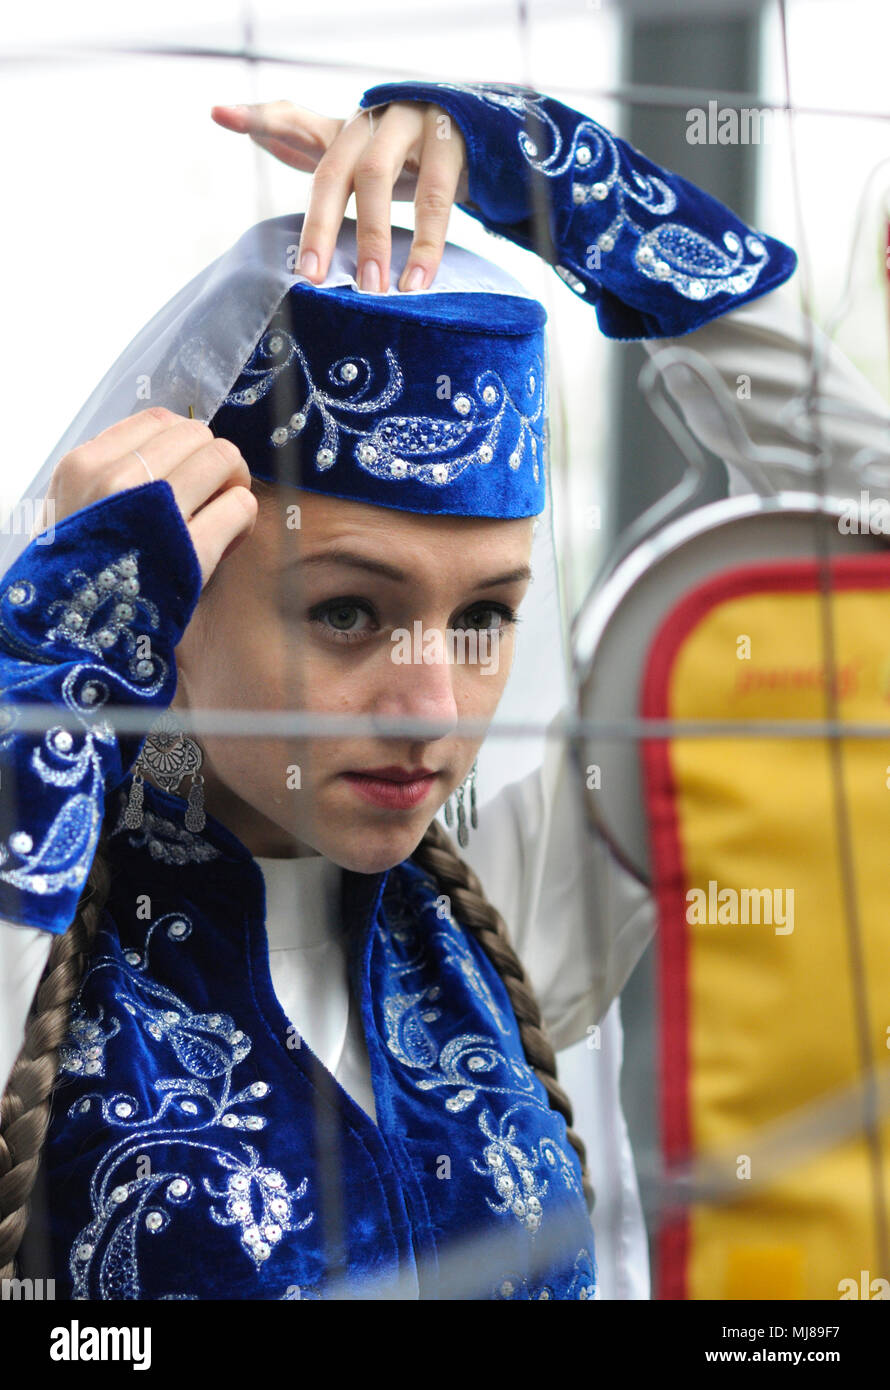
left=43, top=407, right=258, bottom=589
left=211, top=99, right=468, bottom=294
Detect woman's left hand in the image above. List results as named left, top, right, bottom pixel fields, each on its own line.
left=211, top=100, right=468, bottom=294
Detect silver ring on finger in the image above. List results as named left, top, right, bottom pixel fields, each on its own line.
left=132, top=449, right=154, bottom=482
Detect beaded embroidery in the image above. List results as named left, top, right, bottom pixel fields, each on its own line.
left=222, top=328, right=545, bottom=487
left=492, top=1247, right=597, bottom=1301
left=405, top=81, right=773, bottom=304
left=60, top=912, right=313, bottom=1299
left=44, top=553, right=165, bottom=679
left=0, top=556, right=167, bottom=899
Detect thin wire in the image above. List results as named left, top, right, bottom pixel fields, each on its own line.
left=646, top=1064, right=890, bottom=1217
left=10, top=702, right=890, bottom=740
left=256, top=0, right=350, bottom=1284
left=5, top=39, right=890, bottom=126
left=512, top=0, right=608, bottom=1204
left=778, top=0, right=889, bottom=1282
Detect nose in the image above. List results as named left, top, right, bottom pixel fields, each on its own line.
left=372, top=630, right=461, bottom=742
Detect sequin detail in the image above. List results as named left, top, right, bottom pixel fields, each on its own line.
left=44, top=554, right=163, bottom=677
left=413, top=81, right=774, bottom=304
left=59, top=1000, right=121, bottom=1079
left=492, top=1247, right=597, bottom=1300
left=0, top=555, right=167, bottom=900
left=222, top=330, right=544, bottom=488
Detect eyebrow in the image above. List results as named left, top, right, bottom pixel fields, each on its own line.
left=290, top=548, right=532, bottom=589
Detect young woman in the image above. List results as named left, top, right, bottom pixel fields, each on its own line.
left=0, top=78, right=817, bottom=1300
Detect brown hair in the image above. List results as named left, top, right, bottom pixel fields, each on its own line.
left=0, top=833, right=111, bottom=1279
left=0, top=813, right=590, bottom=1278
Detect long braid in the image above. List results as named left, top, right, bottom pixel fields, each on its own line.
left=411, top=818, right=595, bottom=1212
left=0, top=833, right=112, bottom=1278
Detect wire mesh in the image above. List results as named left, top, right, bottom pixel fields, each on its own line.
left=1, top=0, right=889, bottom=1307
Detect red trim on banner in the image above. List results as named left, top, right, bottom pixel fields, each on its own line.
left=639, top=553, right=890, bottom=1301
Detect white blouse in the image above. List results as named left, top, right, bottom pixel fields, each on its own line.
left=257, top=852, right=377, bottom=1124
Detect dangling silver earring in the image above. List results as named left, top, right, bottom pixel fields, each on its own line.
left=124, top=711, right=206, bottom=833
left=444, top=757, right=478, bottom=847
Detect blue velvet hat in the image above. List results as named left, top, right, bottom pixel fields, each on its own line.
left=210, top=276, right=549, bottom=519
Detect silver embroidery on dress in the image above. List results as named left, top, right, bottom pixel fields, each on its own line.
left=44, top=554, right=163, bottom=677
left=60, top=997, right=121, bottom=1079
left=405, top=81, right=773, bottom=304
left=0, top=555, right=167, bottom=899
left=379, top=872, right=585, bottom=1234
left=492, top=1246, right=597, bottom=1300
left=60, top=911, right=313, bottom=1299
left=223, top=328, right=545, bottom=487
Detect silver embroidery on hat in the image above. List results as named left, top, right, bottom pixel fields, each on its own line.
left=223, top=328, right=545, bottom=488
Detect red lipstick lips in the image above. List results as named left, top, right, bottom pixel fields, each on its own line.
left=341, top=765, right=439, bottom=810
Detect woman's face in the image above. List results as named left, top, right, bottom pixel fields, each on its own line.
left=172, top=483, right=534, bottom=872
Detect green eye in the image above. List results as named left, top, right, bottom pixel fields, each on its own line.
left=456, top=604, right=516, bottom=632
left=308, top=597, right=378, bottom=644
left=327, top=604, right=362, bottom=631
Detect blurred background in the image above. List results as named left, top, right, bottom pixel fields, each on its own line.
left=3, top=0, right=889, bottom=1295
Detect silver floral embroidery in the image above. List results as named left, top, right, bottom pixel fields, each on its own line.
left=379, top=872, right=585, bottom=1233
left=433, top=900, right=510, bottom=1035
left=0, top=555, right=167, bottom=899
left=204, top=1151, right=312, bottom=1268
left=472, top=1106, right=589, bottom=1234
left=59, top=998, right=121, bottom=1079
left=223, top=328, right=545, bottom=487
left=474, top=1107, right=548, bottom=1231
left=492, top=1246, right=597, bottom=1300
left=45, top=554, right=164, bottom=680
left=409, top=81, right=773, bottom=304
left=61, top=911, right=313, bottom=1299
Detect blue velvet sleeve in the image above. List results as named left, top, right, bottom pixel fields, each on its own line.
left=0, top=479, right=203, bottom=934
left=359, top=80, right=797, bottom=341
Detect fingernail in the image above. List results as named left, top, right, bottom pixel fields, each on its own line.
left=360, top=260, right=381, bottom=293
left=405, top=265, right=426, bottom=292
left=299, top=248, right=318, bottom=278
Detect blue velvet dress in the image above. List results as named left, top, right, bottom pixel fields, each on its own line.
left=44, top=776, right=602, bottom=1301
